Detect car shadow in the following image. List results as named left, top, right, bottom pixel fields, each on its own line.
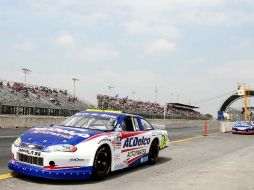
left=12, top=156, right=172, bottom=185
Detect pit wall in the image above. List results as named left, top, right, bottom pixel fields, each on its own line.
left=0, top=115, right=230, bottom=132
left=148, top=119, right=233, bottom=132
left=219, top=121, right=233, bottom=132
left=0, top=115, right=65, bottom=128
left=148, top=119, right=219, bottom=128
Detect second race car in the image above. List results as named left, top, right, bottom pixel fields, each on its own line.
left=232, top=120, right=254, bottom=134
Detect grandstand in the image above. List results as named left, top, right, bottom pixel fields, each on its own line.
left=97, top=94, right=203, bottom=119
left=0, top=80, right=94, bottom=116
left=0, top=80, right=205, bottom=119
left=166, top=103, right=201, bottom=117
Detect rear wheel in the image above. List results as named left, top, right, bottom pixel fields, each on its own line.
left=148, top=139, right=159, bottom=165
left=93, top=146, right=111, bottom=180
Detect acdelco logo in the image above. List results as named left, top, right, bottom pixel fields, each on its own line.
left=123, top=136, right=150, bottom=148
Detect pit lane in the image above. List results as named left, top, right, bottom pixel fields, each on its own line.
left=2, top=125, right=254, bottom=190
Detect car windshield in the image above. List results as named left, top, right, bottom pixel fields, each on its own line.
left=236, top=121, right=252, bottom=126
left=61, top=114, right=117, bottom=131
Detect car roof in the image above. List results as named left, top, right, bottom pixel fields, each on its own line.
left=77, top=109, right=141, bottom=118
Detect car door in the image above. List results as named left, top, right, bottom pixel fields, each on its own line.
left=120, top=116, right=151, bottom=167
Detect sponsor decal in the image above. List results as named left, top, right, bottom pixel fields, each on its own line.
left=114, top=153, right=121, bottom=161
left=127, top=149, right=146, bottom=158
left=112, top=136, right=121, bottom=150
left=19, top=148, right=41, bottom=156
left=160, top=135, right=168, bottom=149
left=114, top=161, right=128, bottom=170
left=152, top=131, right=165, bottom=136
left=141, top=155, right=148, bottom=163
left=70, top=158, right=85, bottom=162
left=83, top=132, right=115, bottom=142
left=123, top=136, right=150, bottom=148
left=30, top=127, right=90, bottom=139
left=31, top=130, right=72, bottom=139
left=98, top=138, right=111, bottom=144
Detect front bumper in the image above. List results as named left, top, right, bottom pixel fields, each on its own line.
left=8, top=160, right=93, bottom=179
left=232, top=130, right=254, bottom=135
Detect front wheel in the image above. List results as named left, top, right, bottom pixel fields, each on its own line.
left=93, top=146, right=111, bottom=180
left=148, top=139, right=159, bottom=165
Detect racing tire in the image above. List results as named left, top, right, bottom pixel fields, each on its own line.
left=148, top=139, right=159, bottom=165
left=92, top=145, right=111, bottom=180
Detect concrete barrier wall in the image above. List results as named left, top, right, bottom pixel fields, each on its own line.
left=219, top=121, right=233, bottom=132
left=0, top=115, right=66, bottom=128
left=148, top=119, right=219, bottom=128
left=0, top=115, right=228, bottom=132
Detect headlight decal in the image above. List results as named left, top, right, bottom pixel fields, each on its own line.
left=44, top=144, right=77, bottom=152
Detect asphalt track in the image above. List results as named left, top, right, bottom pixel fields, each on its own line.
left=5, top=124, right=254, bottom=189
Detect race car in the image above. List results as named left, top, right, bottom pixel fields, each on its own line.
left=8, top=109, right=169, bottom=180
left=232, top=120, right=254, bottom=134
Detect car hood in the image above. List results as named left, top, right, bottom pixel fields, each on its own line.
left=233, top=125, right=253, bottom=129
left=19, top=125, right=106, bottom=148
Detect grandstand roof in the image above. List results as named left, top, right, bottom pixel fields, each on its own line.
left=167, top=103, right=199, bottom=109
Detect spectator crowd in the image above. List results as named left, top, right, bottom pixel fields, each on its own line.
left=0, top=80, right=92, bottom=109
left=2, top=81, right=80, bottom=105
left=0, top=79, right=202, bottom=118
left=97, top=94, right=202, bottom=117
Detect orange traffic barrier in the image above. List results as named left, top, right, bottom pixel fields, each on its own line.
left=204, top=121, right=208, bottom=136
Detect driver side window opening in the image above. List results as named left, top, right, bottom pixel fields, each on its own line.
left=121, top=116, right=135, bottom=131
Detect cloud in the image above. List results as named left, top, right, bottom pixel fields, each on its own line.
left=15, top=41, right=34, bottom=51
left=182, top=10, right=254, bottom=26
left=55, top=34, right=76, bottom=47
left=125, top=20, right=143, bottom=34
left=87, top=12, right=109, bottom=22
left=174, top=0, right=225, bottom=7
left=231, top=38, right=252, bottom=49
left=124, top=20, right=179, bottom=38
left=212, top=60, right=254, bottom=80
left=83, top=45, right=120, bottom=61
left=145, top=39, right=176, bottom=54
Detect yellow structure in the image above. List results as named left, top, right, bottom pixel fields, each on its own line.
left=244, top=86, right=251, bottom=121
left=238, top=83, right=251, bottom=121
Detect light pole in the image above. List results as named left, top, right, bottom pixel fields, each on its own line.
left=72, top=78, right=79, bottom=98
left=155, top=86, right=158, bottom=103
left=108, top=85, right=114, bottom=96
left=22, top=68, right=31, bottom=84
left=132, top=91, right=135, bottom=99
left=170, top=93, right=173, bottom=103
left=177, top=94, right=180, bottom=103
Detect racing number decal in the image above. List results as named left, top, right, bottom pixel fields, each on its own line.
left=160, top=135, right=167, bottom=149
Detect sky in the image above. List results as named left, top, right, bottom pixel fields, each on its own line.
left=1, top=0, right=254, bottom=116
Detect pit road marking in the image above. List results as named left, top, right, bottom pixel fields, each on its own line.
left=171, top=136, right=203, bottom=144
left=0, top=173, right=14, bottom=180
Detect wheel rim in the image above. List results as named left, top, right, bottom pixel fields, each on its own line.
left=96, top=150, right=110, bottom=174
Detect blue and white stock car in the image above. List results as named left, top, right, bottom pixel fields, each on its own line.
left=232, top=120, right=254, bottom=134
left=8, top=110, right=169, bottom=180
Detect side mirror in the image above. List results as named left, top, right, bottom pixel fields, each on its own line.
left=115, top=126, right=122, bottom=133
